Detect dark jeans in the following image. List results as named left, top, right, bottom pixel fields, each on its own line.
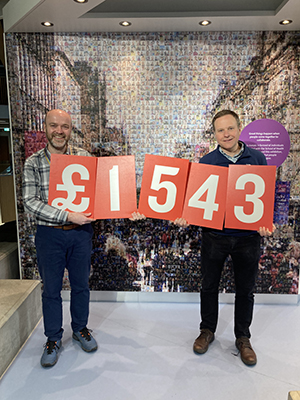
left=200, top=231, right=261, bottom=338
left=35, top=224, right=93, bottom=341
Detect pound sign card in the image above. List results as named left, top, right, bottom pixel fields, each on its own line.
left=225, top=165, right=276, bottom=231
left=182, top=163, right=228, bottom=230
left=138, top=154, right=190, bottom=221
left=48, top=154, right=97, bottom=216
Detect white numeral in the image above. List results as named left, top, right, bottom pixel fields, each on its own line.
left=234, top=173, right=265, bottom=223
left=109, top=165, right=120, bottom=211
left=148, top=165, right=179, bottom=213
left=188, top=175, right=219, bottom=220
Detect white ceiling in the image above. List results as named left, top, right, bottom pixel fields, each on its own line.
left=2, top=0, right=300, bottom=32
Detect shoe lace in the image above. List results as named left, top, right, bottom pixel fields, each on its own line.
left=238, top=338, right=253, bottom=350
left=45, top=340, right=59, bottom=354
left=79, top=327, right=92, bottom=342
left=200, top=329, right=212, bottom=341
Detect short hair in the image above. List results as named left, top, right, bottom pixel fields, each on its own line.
left=212, top=110, right=241, bottom=131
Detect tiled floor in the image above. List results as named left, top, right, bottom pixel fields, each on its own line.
left=0, top=300, right=299, bottom=400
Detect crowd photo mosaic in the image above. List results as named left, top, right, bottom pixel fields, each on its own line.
left=5, top=30, right=300, bottom=294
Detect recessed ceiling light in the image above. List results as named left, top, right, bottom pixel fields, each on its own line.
left=74, top=0, right=88, bottom=3
left=119, top=21, right=132, bottom=27
left=41, top=21, right=53, bottom=27
left=199, top=20, right=211, bottom=26
left=279, top=19, right=292, bottom=25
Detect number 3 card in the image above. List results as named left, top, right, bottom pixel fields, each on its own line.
left=182, top=163, right=228, bottom=229
left=225, top=165, right=276, bottom=231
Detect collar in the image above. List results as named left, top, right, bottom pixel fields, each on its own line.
left=218, top=141, right=244, bottom=163
left=44, top=144, right=72, bottom=164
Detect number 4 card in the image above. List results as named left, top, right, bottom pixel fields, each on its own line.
left=225, top=165, right=276, bottom=231
left=182, top=163, right=228, bottom=229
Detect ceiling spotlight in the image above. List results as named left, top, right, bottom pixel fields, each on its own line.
left=279, top=19, right=292, bottom=25
left=119, top=21, right=132, bottom=27
left=41, top=21, right=54, bottom=27
left=74, top=0, right=88, bottom=3
left=199, top=20, right=211, bottom=26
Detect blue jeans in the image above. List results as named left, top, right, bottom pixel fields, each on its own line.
left=35, top=224, right=93, bottom=341
left=200, top=231, right=261, bottom=338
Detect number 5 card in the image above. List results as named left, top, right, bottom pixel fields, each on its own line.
left=225, top=165, right=276, bottom=231
left=182, top=163, right=228, bottom=229
left=138, top=154, right=190, bottom=221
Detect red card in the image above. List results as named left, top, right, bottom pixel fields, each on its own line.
left=182, top=163, right=228, bottom=229
left=138, top=154, right=190, bottom=221
left=48, top=154, right=97, bottom=216
left=225, top=165, right=276, bottom=231
left=94, top=155, right=137, bottom=219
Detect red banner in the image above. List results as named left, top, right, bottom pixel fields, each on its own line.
left=49, top=155, right=276, bottom=229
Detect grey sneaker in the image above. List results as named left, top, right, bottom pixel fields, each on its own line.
left=40, top=339, right=62, bottom=367
left=72, top=327, right=98, bottom=352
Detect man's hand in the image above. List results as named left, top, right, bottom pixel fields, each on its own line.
left=173, top=218, right=189, bottom=228
left=129, top=211, right=146, bottom=221
left=258, top=223, right=276, bottom=237
left=67, top=212, right=95, bottom=225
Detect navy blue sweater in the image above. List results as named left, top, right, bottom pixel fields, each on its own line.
left=199, top=142, right=267, bottom=167
left=199, top=141, right=267, bottom=236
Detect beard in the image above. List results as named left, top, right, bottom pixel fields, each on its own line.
left=46, top=133, right=69, bottom=152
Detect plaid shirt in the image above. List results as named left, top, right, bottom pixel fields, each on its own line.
left=22, top=145, right=91, bottom=226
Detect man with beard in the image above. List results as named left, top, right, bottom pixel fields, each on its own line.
left=23, top=109, right=98, bottom=368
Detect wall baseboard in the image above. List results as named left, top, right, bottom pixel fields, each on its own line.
left=61, top=290, right=300, bottom=305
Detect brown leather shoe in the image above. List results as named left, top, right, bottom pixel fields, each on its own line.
left=235, top=337, right=257, bottom=366
left=193, top=329, right=215, bottom=354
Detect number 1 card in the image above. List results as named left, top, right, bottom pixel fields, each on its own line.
left=94, top=155, right=137, bottom=219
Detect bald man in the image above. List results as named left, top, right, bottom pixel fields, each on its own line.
left=23, top=109, right=97, bottom=368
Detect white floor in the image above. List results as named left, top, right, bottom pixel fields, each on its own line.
left=0, top=300, right=299, bottom=400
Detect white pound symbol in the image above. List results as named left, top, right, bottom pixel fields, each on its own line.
left=51, top=164, right=90, bottom=212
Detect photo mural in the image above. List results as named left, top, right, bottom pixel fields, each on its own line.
left=5, top=30, right=300, bottom=294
